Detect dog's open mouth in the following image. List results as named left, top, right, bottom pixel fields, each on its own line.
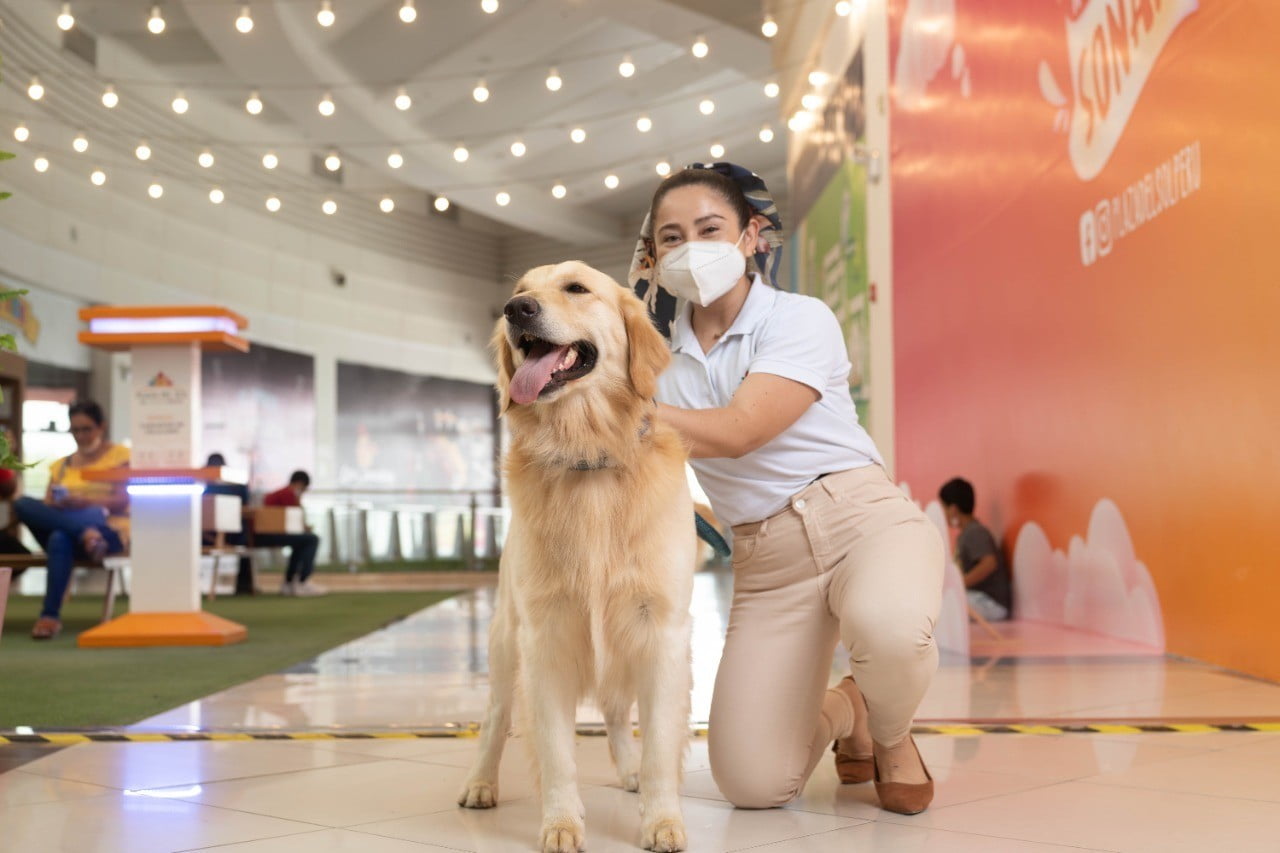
left=509, top=335, right=598, bottom=405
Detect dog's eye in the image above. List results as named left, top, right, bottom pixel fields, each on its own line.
left=564, top=283, right=590, bottom=295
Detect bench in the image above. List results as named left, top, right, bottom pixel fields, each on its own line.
left=0, top=552, right=130, bottom=624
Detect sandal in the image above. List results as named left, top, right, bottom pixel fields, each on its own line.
left=31, top=616, right=62, bottom=640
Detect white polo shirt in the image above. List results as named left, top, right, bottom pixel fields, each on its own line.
left=657, top=277, right=883, bottom=526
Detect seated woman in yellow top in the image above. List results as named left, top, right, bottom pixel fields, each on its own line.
left=16, top=400, right=129, bottom=639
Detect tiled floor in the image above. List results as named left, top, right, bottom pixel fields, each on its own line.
left=4, top=571, right=1280, bottom=851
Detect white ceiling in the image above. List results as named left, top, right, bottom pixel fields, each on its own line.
left=2, top=0, right=791, bottom=247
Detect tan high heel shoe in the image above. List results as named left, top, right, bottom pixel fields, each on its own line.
left=873, top=736, right=934, bottom=815
left=832, top=677, right=874, bottom=784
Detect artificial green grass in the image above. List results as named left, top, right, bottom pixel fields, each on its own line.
left=310, top=558, right=499, bottom=573
left=0, top=591, right=455, bottom=729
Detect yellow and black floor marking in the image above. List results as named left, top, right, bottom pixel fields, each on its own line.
left=3, top=721, right=1279, bottom=745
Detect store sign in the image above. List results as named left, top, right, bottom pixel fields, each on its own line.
left=131, top=349, right=200, bottom=469
left=0, top=293, right=41, bottom=344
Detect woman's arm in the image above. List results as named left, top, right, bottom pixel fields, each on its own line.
left=658, top=373, right=819, bottom=459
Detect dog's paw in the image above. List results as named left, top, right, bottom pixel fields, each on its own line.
left=641, top=815, right=687, bottom=852
left=540, top=816, right=586, bottom=853
left=457, top=779, right=499, bottom=809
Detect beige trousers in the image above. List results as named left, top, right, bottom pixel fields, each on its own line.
left=710, top=465, right=945, bottom=809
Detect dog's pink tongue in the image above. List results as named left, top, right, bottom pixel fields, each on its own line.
left=509, top=344, right=571, bottom=405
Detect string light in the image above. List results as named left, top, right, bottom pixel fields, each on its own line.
left=619, top=55, right=636, bottom=78
left=699, top=98, right=715, bottom=115
left=453, top=144, right=469, bottom=163
left=246, top=90, right=263, bottom=114
left=90, top=169, right=106, bottom=186
left=101, top=85, right=119, bottom=109
left=198, top=149, right=215, bottom=168
left=399, top=0, right=417, bottom=23
left=379, top=197, right=395, bottom=213
left=28, top=78, right=44, bottom=101
left=387, top=150, right=403, bottom=169
left=317, top=0, right=335, bottom=27
left=835, top=1, right=852, bottom=16
left=262, top=151, right=279, bottom=169
left=604, top=174, right=620, bottom=189
left=636, top=115, right=652, bottom=133
left=656, top=160, right=671, bottom=176
left=759, top=124, right=774, bottom=143
left=72, top=133, right=89, bottom=153
left=551, top=183, right=567, bottom=199
left=710, top=143, right=725, bottom=158
left=692, top=35, right=709, bottom=59
left=34, top=156, right=50, bottom=173
left=318, top=91, right=335, bottom=116
left=510, top=139, right=526, bottom=157
left=235, top=5, right=254, bottom=33
left=148, top=182, right=164, bottom=199
left=394, top=86, right=412, bottom=111
left=324, top=151, right=341, bottom=171
left=57, top=3, right=75, bottom=31
left=135, top=140, right=152, bottom=161
left=809, top=71, right=830, bottom=87
left=266, top=196, right=282, bottom=212
left=495, top=191, right=510, bottom=207
left=13, top=124, right=29, bottom=143
left=322, top=199, right=337, bottom=215
left=434, top=196, right=450, bottom=212
left=172, top=91, right=189, bottom=113
left=210, top=187, right=225, bottom=204
left=788, top=110, right=817, bottom=132
left=147, top=5, right=166, bottom=34
left=472, top=79, right=490, bottom=103
left=570, top=127, right=586, bottom=143
left=801, top=93, right=822, bottom=111
left=545, top=67, right=562, bottom=91
left=762, top=15, right=778, bottom=38
left=764, top=81, right=780, bottom=98
left=481, top=0, right=499, bottom=13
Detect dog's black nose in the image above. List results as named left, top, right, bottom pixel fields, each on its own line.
left=504, top=295, right=541, bottom=326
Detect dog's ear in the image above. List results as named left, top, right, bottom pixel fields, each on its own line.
left=622, top=291, right=670, bottom=400
left=490, top=318, right=516, bottom=415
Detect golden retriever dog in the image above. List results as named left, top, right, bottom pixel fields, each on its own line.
left=458, top=262, right=696, bottom=853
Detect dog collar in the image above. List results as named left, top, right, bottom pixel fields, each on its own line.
left=560, top=416, right=652, bottom=471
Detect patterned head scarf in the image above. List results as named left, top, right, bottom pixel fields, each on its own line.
left=628, top=161, right=785, bottom=338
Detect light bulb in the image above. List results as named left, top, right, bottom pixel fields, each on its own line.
left=394, top=86, right=411, bottom=111
left=379, top=197, right=395, bottom=213
left=399, top=0, right=416, bottom=23
left=262, top=151, right=279, bottom=169
left=551, top=183, right=567, bottom=199
left=801, top=93, right=822, bottom=111
left=198, top=149, right=215, bottom=168
left=28, top=78, right=44, bottom=101
left=387, top=150, right=403, bottom=169
left=495, top=191, right=511, bottom=207
left=710, top=143, right=725, bottom=158
left=90, top=169, right=106, bottom=186
left=172, top=91, right=189, bottom=113
left=692, top=35, right=709, bottom=58
left=317, top=0, right=335, bottom=27
left=245, top=90, right=263, bottom=114
left=619, top=55, right=635, bottom=78
left=699, top=99, right=715, bottom=115
left=510, top=140, right=526, bottom=157
left=13, top=124, right=29, bottom=143
left=759, top=124, right=774, bottom=143
left=324, top=151, right=341, bottom=171
left=604, top=174, right=620, bottom=189
left=322, top=199, right=337, bottom=215
left=148, top=182, right=164, bottom=199
left=135, top=141, right=152, bottom=161
left=545, top=67, right=562, bottom=91
left=764, top=81, right=780, bottom=98
left=809, top=70, right=830, bottom=87
left=473, top=79, right=489, bottom=103
left=453, top=145, right=469, bottom=163
left=656, top=160, right=671, bottom=177
left=570, top=127, right=586, bottom=144
left=636, top=115, right=652, bottom=133
left=434, top=196, right=450, bottom=212
left=34, top=156, right=50, bottom=173
left=101, top=85, right=119, bottom=109
left=318, top=92, right=335, bottom=116
left=148, top=5, right=166, bottom=34
left=209, top=187, right=225, bottom=204
left=57, top=3, right=75, bottom=31
left=481, top=0, right=499, bottom=13
left=762, top=15, right=778, bottom=38
left=235, top=5, right=254, bottom=33
left=266, top=196, right=282, bottom=212
left=72, top=133, right=88, bottom=153
left=835, top=1, right=852, bottom=17
left=788, top=110, right=817, bottom=132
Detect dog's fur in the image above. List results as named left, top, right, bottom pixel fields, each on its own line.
left=458, top=262, right=696, bottom=853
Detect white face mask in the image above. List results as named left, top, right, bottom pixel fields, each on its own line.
left=657, top=230, right=749, bottom=307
